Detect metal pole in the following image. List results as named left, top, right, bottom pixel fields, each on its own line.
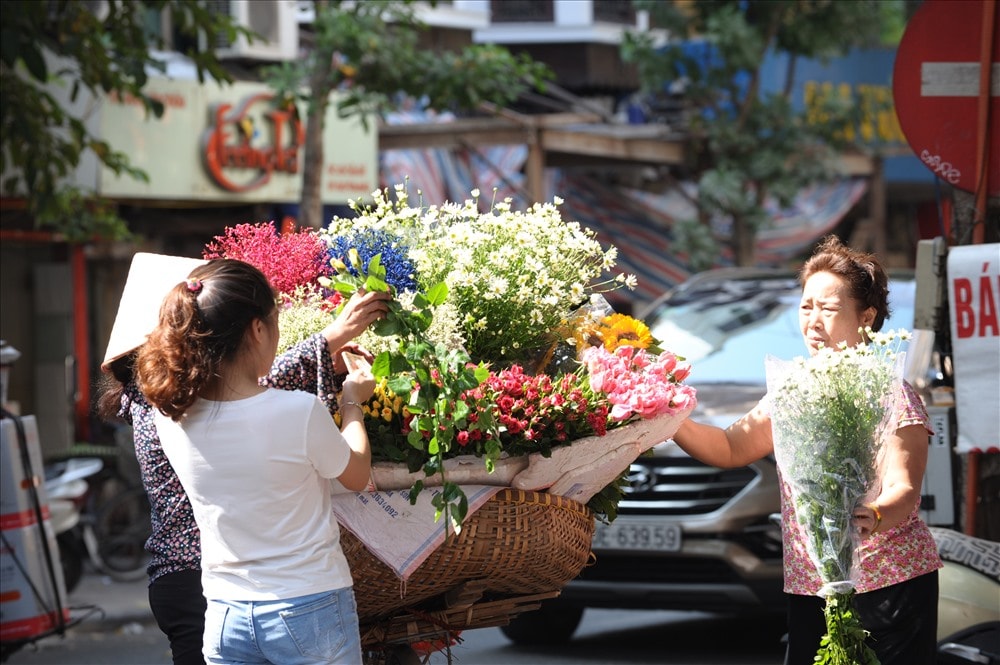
left=972, top=0, right=997, bottom=243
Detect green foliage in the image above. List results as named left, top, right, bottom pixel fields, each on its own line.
left=264, top=0, right=552, bottom=125
left=0, top=0, right=250, bottom=241
left=816, top=592, right=880, bottom=665
left=588, top=467, right=630, bottom=524
left=623, top=0, right=900, bottom=265
left=321, top=247, right=499, bottom=531
left=768, top=329, right=908, bottom=664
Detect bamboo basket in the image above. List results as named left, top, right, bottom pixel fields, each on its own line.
left=341, top=488, right=595, bottom=649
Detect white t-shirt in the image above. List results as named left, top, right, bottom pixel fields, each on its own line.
left=155, top=389, right=353, bottom=601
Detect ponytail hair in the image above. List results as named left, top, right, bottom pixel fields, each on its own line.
left=96, top=352, right=136, bottom=421
left=136, top=259, right=276, bottom=420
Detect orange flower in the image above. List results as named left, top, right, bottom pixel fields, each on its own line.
left=596, top=313, right=654, bottom=351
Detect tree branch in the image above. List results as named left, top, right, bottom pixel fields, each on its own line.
left=735, top=6, right=785, bottom=132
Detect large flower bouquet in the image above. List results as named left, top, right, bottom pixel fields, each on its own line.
left=765, top=329, right=909, bottom=665
left=202, top=184, right=696, bottom=527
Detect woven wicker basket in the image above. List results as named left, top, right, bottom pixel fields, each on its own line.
left=342, top=488, right=595, bottom=625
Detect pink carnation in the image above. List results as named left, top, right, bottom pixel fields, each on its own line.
left=582, top=345, right=697, bottom=422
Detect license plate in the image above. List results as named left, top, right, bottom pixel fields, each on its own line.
left=592, top=520, right=682, bottom=552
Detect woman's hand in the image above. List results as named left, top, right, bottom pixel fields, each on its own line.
left=332, top=343, right=375, bottom=375
left=853, top=502, right=882, bottom=538
left=341, top=366, right=376, bottom=406
left=321, top=290, right=391, bottom=357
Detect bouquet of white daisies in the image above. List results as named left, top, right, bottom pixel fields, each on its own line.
left=766, top=328, right=909, bottom=665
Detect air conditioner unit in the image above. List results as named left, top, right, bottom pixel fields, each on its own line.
left=213, top=0, right=298, bottom=62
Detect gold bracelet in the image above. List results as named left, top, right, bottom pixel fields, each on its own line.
left=867, top=503, right=882, bottom=533
left=340, top=400, right=365, bottom=412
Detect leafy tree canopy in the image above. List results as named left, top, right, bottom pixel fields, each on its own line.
left=267, top=0, right=551, bottom=121
left=623, top=0, right=909, bottom=267
left=1, top=0, right=251, bottom=242
left=265, top=0, right=553, bottom=229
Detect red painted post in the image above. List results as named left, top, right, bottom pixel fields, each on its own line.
left=71, top=245, right=90, bottom=442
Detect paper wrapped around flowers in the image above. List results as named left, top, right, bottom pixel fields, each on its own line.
left=509, top=406, right=693, bottom=503
left=370, top=406, right=694, bottom=505
left=371, top=454, right=527, bottom=490
left=329, top=484, right=504, bottom=581
left=765, top=329, right=909, bottom=665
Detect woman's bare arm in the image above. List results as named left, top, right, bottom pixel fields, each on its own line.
left=855, top=423, right=928, bottom=537
left=672, top=401, right=774, bottom=468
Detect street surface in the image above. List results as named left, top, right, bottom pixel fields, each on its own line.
left=443, top=608, right=785, bottom=665
left=5, top=571, right=786, bottom=665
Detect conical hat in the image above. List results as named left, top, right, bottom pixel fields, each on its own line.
left=101, top=252, right=206, bottom=371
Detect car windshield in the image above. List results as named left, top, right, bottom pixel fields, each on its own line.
left=645, top=275, right=917, bottom=384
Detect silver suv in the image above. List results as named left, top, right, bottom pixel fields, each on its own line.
left=501, top=268, right=919, bottom=645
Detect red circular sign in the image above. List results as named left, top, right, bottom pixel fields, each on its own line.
left=893, top=0, right=1000, bottom=195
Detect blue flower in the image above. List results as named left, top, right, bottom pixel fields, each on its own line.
left=326, top=229, right=418, bottom=293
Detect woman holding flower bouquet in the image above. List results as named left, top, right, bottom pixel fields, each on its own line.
left=671, top=236, right=941, bottom=665
left=100, top=258, right=389, bottom=665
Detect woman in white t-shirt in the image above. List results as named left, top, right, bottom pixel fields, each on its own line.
left=136, top=258, right=378, bottom=665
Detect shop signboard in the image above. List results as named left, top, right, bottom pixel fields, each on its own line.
left=98, top=79, right=376, bottom=204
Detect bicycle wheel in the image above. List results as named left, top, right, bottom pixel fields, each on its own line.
left=92, top=486, right=152, bottom=580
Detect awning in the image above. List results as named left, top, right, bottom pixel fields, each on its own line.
left=380, top=114, right=868, bottom=304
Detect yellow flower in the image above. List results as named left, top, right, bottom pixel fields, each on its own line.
left=596, top=313, right=654, bottom=351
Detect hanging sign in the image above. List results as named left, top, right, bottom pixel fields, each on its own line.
left=947, top=243, right=1000, bottom=453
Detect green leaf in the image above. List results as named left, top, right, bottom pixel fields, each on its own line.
left=364, top=274, right=389, bottom=293
left=20, top=44, right=47, bottom=81
left=332, top=280, right=358, bottom=294
left=386, top=376, right=413, bottom=395
left=388, top=354, right=412, bottom=374
left=406, top=430, right=425, bottom=450
left=1, top=29, right=19, bottom=67
left=367, top=253, right=384, bottom=278
left=425, top=281, right=448, bottom=306
left=372, top=317, right=401, bottom=336
left=371, top=352, right=392, bottom=378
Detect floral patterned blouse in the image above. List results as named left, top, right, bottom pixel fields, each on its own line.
left=780, top=380, right=943, bottom=595
left=120, top=334, right=343, bottom=582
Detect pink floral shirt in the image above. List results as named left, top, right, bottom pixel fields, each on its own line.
left=780, top=381, right=943, bottom=595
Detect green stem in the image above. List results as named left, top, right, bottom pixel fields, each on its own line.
left=815, top=592, right=880, bottom=665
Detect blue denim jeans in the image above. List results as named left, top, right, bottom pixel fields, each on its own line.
left=203, top=587, right=361, bottom=665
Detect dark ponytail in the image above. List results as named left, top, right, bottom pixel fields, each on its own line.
left=96, top=353, right=136, bottom=421
left=136, top=259, right=276, bottom=420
